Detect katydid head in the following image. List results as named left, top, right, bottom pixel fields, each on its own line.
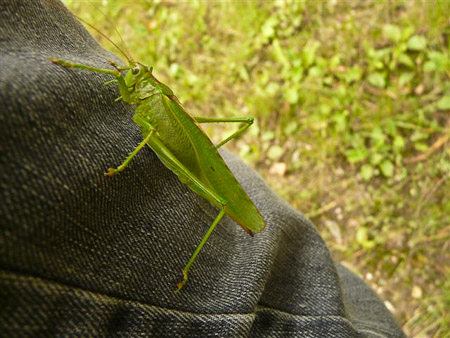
left=121, top=62, right=164, bottom=100
left=124, top=61, right=148, bottom=87
left=123, top=62, right=174, bottom=98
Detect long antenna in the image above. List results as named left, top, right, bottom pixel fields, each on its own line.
left=72, top=11, right=131, bottom=62
left=90, top=3, right=133, bottom=61
left=46, top=0, right=131, bottom=62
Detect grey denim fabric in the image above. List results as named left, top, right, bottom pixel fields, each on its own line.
left=0, top=1, right=406, bottom=337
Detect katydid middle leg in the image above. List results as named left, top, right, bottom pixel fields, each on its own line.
left=194, top=116, right=254, bottom=148
left=175, top=206, right=227, bottom=293
left=105, top=128, right=155, bottom=176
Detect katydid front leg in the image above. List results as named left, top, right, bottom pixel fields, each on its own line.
left=50, top=58, right=121, bottom=77
left=194, top=116, right=254, bottom=148
left=50, top=58, right=131, bottom=101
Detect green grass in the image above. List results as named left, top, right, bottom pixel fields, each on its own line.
left=63, top=1, right=449, bottom=336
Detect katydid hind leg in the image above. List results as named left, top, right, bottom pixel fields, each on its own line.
left=193, top=116, right=254, bottom=149
left=175, top=206, right=227, bottom=293
left=142, top=137, right=231, bottom=292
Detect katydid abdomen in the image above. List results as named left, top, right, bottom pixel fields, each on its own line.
left=135, top=89, right=266, bottom=236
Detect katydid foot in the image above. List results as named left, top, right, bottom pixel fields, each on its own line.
left=105, top=168, right=119, bottom=176
left=174, top=271, right=188, bottom=293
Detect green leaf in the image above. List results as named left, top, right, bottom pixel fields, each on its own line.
left=356, top=227, right=376, bottom=249
left=266, top=82, right=280, bottom=96
left=262, top=130, right=275, bottom=141
left=302, top=40, right=321, bottom=68
left=346, top=148, right=368, bottom=163
left=371, top=128, right=386, bottom=148
left=411, top=131, right=429, bottom=142
left=383, top=24, right=401, bottom=42
left=320, top=104, right=332, bottom=115
left=323, top=76, right=333, bottom=85
left=380, top=159, right=395, bottom=177
left=370, top=153, right=384, bottom=165
left=343, top=66, right=362, bottom=83
left=262, top=17, right=278, bottom=39
left=414, top=142, right=429, bottom=152
left=356, top=226, right=368, bottom=243
left=436, top=95, right=450, bottom=110
left=401, top=26, right=415, bottom=40
left=284, top=121, right=298, bottom=135
left=272, top=39, right=290, bottom=70
left=267, top=145, right=284, bottom=160
left=284, top=87, right=299, bottom=104
left=332, top=111, right=347, bottom=132
left=368, top=72, right=386, bottom=88
left=398, top=53, right=414, bottom=68
left=373, top=60, right=385, bottom=70
left=329, top=54, right=341, bottom=67
left=361, top=164, right=374, bottom=181
left=308, top=66, right=322, bottom=77
left=427, top=51, right=448, bottom=72
left=407, top=35, right=427, bottom=51
left=238, top=66, right=249, bottom=82
left=398, top=72, right=414, bottom=87
left=393, top=135, right=406, bottom=151
left=423, top=60, right=435, bottom=72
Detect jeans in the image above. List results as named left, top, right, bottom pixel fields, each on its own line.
left=0, top=1, right=405, bottom=336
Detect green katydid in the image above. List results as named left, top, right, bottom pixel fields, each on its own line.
left=50, top=12, right=266, bottom=293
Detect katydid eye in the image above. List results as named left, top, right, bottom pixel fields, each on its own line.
left=132, top=66, right=140, bottom=75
